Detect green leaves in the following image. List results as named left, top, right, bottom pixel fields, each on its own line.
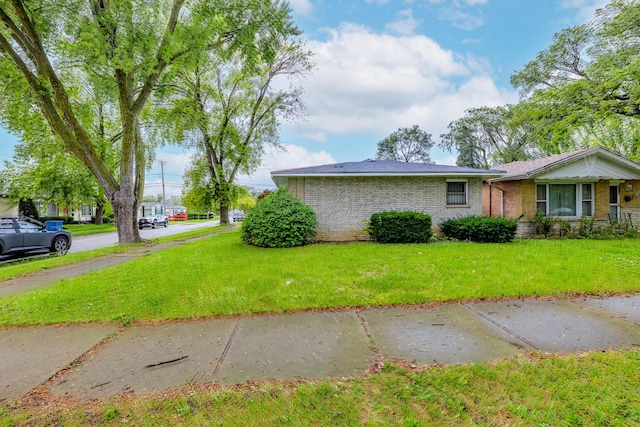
left=440, top=105, right=535, bottom=168
left=376, top=125, right=433, bottom=163
left=510, top=0, right=640, bottom=160
left=367, top=211, right=434, bottom=244
left=241, top=187, right=317, bottom=248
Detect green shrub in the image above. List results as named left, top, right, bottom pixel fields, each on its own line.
left=41, top=215, right=74, bottom=224
left=241, top=187, right=317, bottom=248
left=532, top=210, right=556, bottom=237
left=440, top=215, right=519, bottom=243
left=367, top=211, right=433, bottom=243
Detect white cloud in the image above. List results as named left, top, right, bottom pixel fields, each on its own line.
left=439, top=8, right=484, bottom=30
left=435, top=155, right=458, bottom=166
left=559, top=0, right=608, bottom=21
left=465, top=0, right=487, bottom=5
left=236, top=144, right=335, bottom=189
left=386, top=9, right=420, bottom=36
left=298, top=23, right=514, bottom=145
left=364, top=0, right=390, bottom=5
left=288, top=0, right=314, bottom=16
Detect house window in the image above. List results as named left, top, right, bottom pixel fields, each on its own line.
left=581, top=184, right=592, bottom=216
left=81, top=204, right=91, bottom=216
left=610, top=185, right=619, bottom=220
left=446, top=181, right=467, bottom=205
left=536, top=185, right=547, bottom=213
left=536, top=183, right=593, bottom=217
left=47, top=203, right=58, bottom=216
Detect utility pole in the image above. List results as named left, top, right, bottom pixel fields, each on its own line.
left=159, top=160, right=167, bottom=215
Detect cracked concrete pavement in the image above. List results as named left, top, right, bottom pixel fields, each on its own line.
left=3, top=294, right=640, bottom=400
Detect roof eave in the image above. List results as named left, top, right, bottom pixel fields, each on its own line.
left=271, top=172, right=504, bottom=179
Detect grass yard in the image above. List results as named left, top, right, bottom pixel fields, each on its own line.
left=63, top=223, right=117, bottom=236
left=1, top=231, right=640, bottom=425
left=0, top=230, right=638, bottom=326
left=3, top=350, right=639, bottom=426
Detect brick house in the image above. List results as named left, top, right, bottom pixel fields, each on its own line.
left=483, top=147, right=640, bottom=236
left=271, top=159, right=503, bottom=241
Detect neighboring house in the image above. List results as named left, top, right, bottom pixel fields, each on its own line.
left=35, top=201, right=95, bottom=223
left=0, top=193, right=18, bottom=217
left=484, top=147, right=640, bottom=236
left=138, top=200, right=186, bottom=218
left=271, top=159, right=504, bottom=241
left=139, top=201, right=164, bottom=218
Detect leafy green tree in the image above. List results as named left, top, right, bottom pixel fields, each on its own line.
left=0, top=0, right=296, bottom=242
left=181, top=157, right=216, bottom=214
left=1, top=136, right=108, bottom=223
left=153, top=13, right=312, bottom=224
left=440, top=106, right=536, bottom=168
left=510, top=0, right=640, bottom=160
left=18, top=199, right=39, bottom=220
left=376, top=125, right=433, bottom=163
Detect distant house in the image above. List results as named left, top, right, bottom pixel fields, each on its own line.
left=0, top=193, right=18, bottom=217
left=36, top=201, right=95, bottom=223
left=138, top=200, right=186, bottom=218
left=484, top=147, right=640, bottom=235
left=271, top=159, right=503, bottom=241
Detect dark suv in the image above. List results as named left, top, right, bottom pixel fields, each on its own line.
left=0, top=217, right=71, bottom=259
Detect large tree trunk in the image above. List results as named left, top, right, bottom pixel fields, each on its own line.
left=94, top=205, right=104, bottom=225
left=220, top=204, right=229, bottom=225
left=110, top=189, right=141, bottom=243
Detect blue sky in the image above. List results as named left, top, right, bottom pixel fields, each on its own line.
left=0, top=0, right=608, bottom=196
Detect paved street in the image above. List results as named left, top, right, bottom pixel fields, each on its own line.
left=69, top=220, right=220, bottom=253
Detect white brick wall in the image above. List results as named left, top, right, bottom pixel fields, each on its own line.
left=300, top=176, right=483, bottom=241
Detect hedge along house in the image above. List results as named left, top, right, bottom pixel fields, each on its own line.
left=483, top=147, right=640, bottom=236
left=271, top=159, right=504, bottom=241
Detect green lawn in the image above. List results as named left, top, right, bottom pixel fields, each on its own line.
left=1, top=232, right=640, bottom=425
left=63, top=223, right=118, bottom=236
left=0, top=230, right=638, bottom=326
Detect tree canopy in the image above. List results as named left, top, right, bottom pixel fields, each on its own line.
left=376, top=125, right=433, bottom=163
left=440, top=106, right=537, bottom=168
left=0, top=0, right=298, bottom=242
left=510, top=0, right=640, bottom=160
left=152, top=7, right=312, bottom=223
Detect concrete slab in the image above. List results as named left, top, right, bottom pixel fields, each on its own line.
left=467, top=300, right=640, bottom=353
left=216, top=312, right=372, bottom=386
left=0, top=324, right=116, bottom=399
left=573, top=294, right=640, bottom=324
left=361, top=305, right=527, bottom=366
left=50, top=320, right=236, bottom=398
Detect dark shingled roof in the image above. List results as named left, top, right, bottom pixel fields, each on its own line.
left=272, top=159, right=505, bottom=176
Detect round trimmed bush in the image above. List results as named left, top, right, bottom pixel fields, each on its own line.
left=241, top=187, right=317, bottom=248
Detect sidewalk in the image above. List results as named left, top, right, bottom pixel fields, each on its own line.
left=2, top=293, right=640, bottom=400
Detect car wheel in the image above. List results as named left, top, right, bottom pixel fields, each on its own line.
left=52, top=236, right=69, bottom=254
left=152, top=221, right=157, bottom=229
left=164, top=220, right=168, bottom=227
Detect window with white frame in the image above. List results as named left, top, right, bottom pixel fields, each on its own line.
left=535, top=183, right=594, bottom=217
left=446, top=181, right=467, bottom=205
left=47, top=203, right=58, bottom=216
left=81, top=204, right=91, bottom=216
left=609, top=185, right=619, bottom=220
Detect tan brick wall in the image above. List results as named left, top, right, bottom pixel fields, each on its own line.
left=482, top=181, right=520, bottom=218
left=287, top=178, right=305, bottom=200
left=594, top=180, right=610, bottom=220
left=0, top=197, right=18, bottom=217
left=295, top=176, right=483, bottom=241
left=620, top=179, right=640, bottom=227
